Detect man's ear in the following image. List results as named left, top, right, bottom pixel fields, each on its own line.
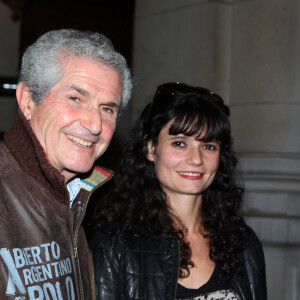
left=146, top=140, right=156, bottom=162
left=16, top=82, right=34, bottom=120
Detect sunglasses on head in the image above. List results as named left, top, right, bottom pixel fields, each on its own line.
left=155, top=82, right=224, bottom=106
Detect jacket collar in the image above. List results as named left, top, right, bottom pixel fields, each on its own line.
left=4, top=108, right=113, bottom=204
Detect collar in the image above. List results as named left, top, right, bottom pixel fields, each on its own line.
left=67, top=177, right=82, bottom=206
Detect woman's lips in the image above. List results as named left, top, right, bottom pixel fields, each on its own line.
left=177, top=171, right=204, bottom=180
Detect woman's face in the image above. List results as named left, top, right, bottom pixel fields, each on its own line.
left=147, top=120, right=220, bottom=200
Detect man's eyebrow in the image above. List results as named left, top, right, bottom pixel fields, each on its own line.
left=102, top=101, right=119, bottom=107
left=69, top=84, right=89, bottom=96
left=68, top=85, right=120, bottom=109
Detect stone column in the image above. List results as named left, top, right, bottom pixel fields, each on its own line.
left=226, top=1, right=300, bottom=299
left=132, top=0, right=300, bottom=298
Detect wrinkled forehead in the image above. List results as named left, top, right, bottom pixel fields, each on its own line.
left=54, top=56, right=122, bottom=100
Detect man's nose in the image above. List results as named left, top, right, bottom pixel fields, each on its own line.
left=80, top=107, right=102, bottom=135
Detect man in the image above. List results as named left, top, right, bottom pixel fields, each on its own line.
left=0, top=29, right=132, bottom=299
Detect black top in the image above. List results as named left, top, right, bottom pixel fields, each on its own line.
left=176, top=265, right=239, bottom=299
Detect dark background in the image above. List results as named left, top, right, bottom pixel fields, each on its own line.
left=2, top=0, right=136, bottom=239
left=20, top=0, right=135, bottom=66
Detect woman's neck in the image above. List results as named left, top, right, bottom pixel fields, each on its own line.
left=167, top=193, right=203, bottom=233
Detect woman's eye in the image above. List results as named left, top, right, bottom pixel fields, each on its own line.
left=70, top=96, right=80, bottom=103
left=172, top=141, right=185, bottom=148
left=203, top=144, right=216, bottom=150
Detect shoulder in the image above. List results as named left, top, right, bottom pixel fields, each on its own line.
left=0, top=143, right=13, bottom=177
left=90, top=230, right=178, bottom=255
left=89, top=231, right=118, bottom=253
left=90, top=231, right=180, bottom=299
left=89, top=230, right=179, bottom=275
left=234, top=225, right=267, bottom=299
left=242, top=225, right=264, bottom=261
left=90, top=230, right=179, bottom=270
left=90, top=230, right=179, bottom=296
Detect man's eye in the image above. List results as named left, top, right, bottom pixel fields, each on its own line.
left=102, top=106, right=115, bottom=114
left=70, top=96, right=80, bottom=103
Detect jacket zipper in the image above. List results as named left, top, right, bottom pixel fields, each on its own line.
left=66, top=186, right=85, bottom=300
left=72, top=175, right=113, bottom=252
left=71, top=175, right=114, bottom=299
left=71, top=204, right=85, bottom=300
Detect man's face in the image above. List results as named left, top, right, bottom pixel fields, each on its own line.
left=21, top=57, right=122, bottom=181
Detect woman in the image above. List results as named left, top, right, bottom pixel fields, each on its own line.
left=90, top=82, right=267, bottom=300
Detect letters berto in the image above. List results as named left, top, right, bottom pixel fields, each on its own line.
left=0, top=241, right=75, bottom=299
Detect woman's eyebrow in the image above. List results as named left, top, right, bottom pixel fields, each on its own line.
left=169, top=135, right=186, bottom=139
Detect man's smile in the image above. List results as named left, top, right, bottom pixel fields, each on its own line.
left=66, top=134, right=93, bottom=148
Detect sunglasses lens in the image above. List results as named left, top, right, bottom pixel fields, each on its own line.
left=155, top=83, right=184, bottom=96
left=155, top=82, right=224, bottom=106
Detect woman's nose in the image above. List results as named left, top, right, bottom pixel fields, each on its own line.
left=187, top=147, right=203, bottom=165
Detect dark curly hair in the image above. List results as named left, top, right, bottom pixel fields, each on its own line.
left=94, top=82, right=247, bottom=279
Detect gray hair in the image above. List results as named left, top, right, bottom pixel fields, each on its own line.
left=19, top=29, right=132, bottom=108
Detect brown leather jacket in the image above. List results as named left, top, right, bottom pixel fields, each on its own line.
left=0, top=109, right=113, bottom=300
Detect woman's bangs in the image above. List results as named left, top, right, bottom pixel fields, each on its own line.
left=200, top=118, right=223, bottom=142
left=169, top=112, right=224, bottom=142
left=169, top=112, right=205, bottom=137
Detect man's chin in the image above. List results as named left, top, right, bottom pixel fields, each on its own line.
left=62, top=164, right=94, bottom=182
